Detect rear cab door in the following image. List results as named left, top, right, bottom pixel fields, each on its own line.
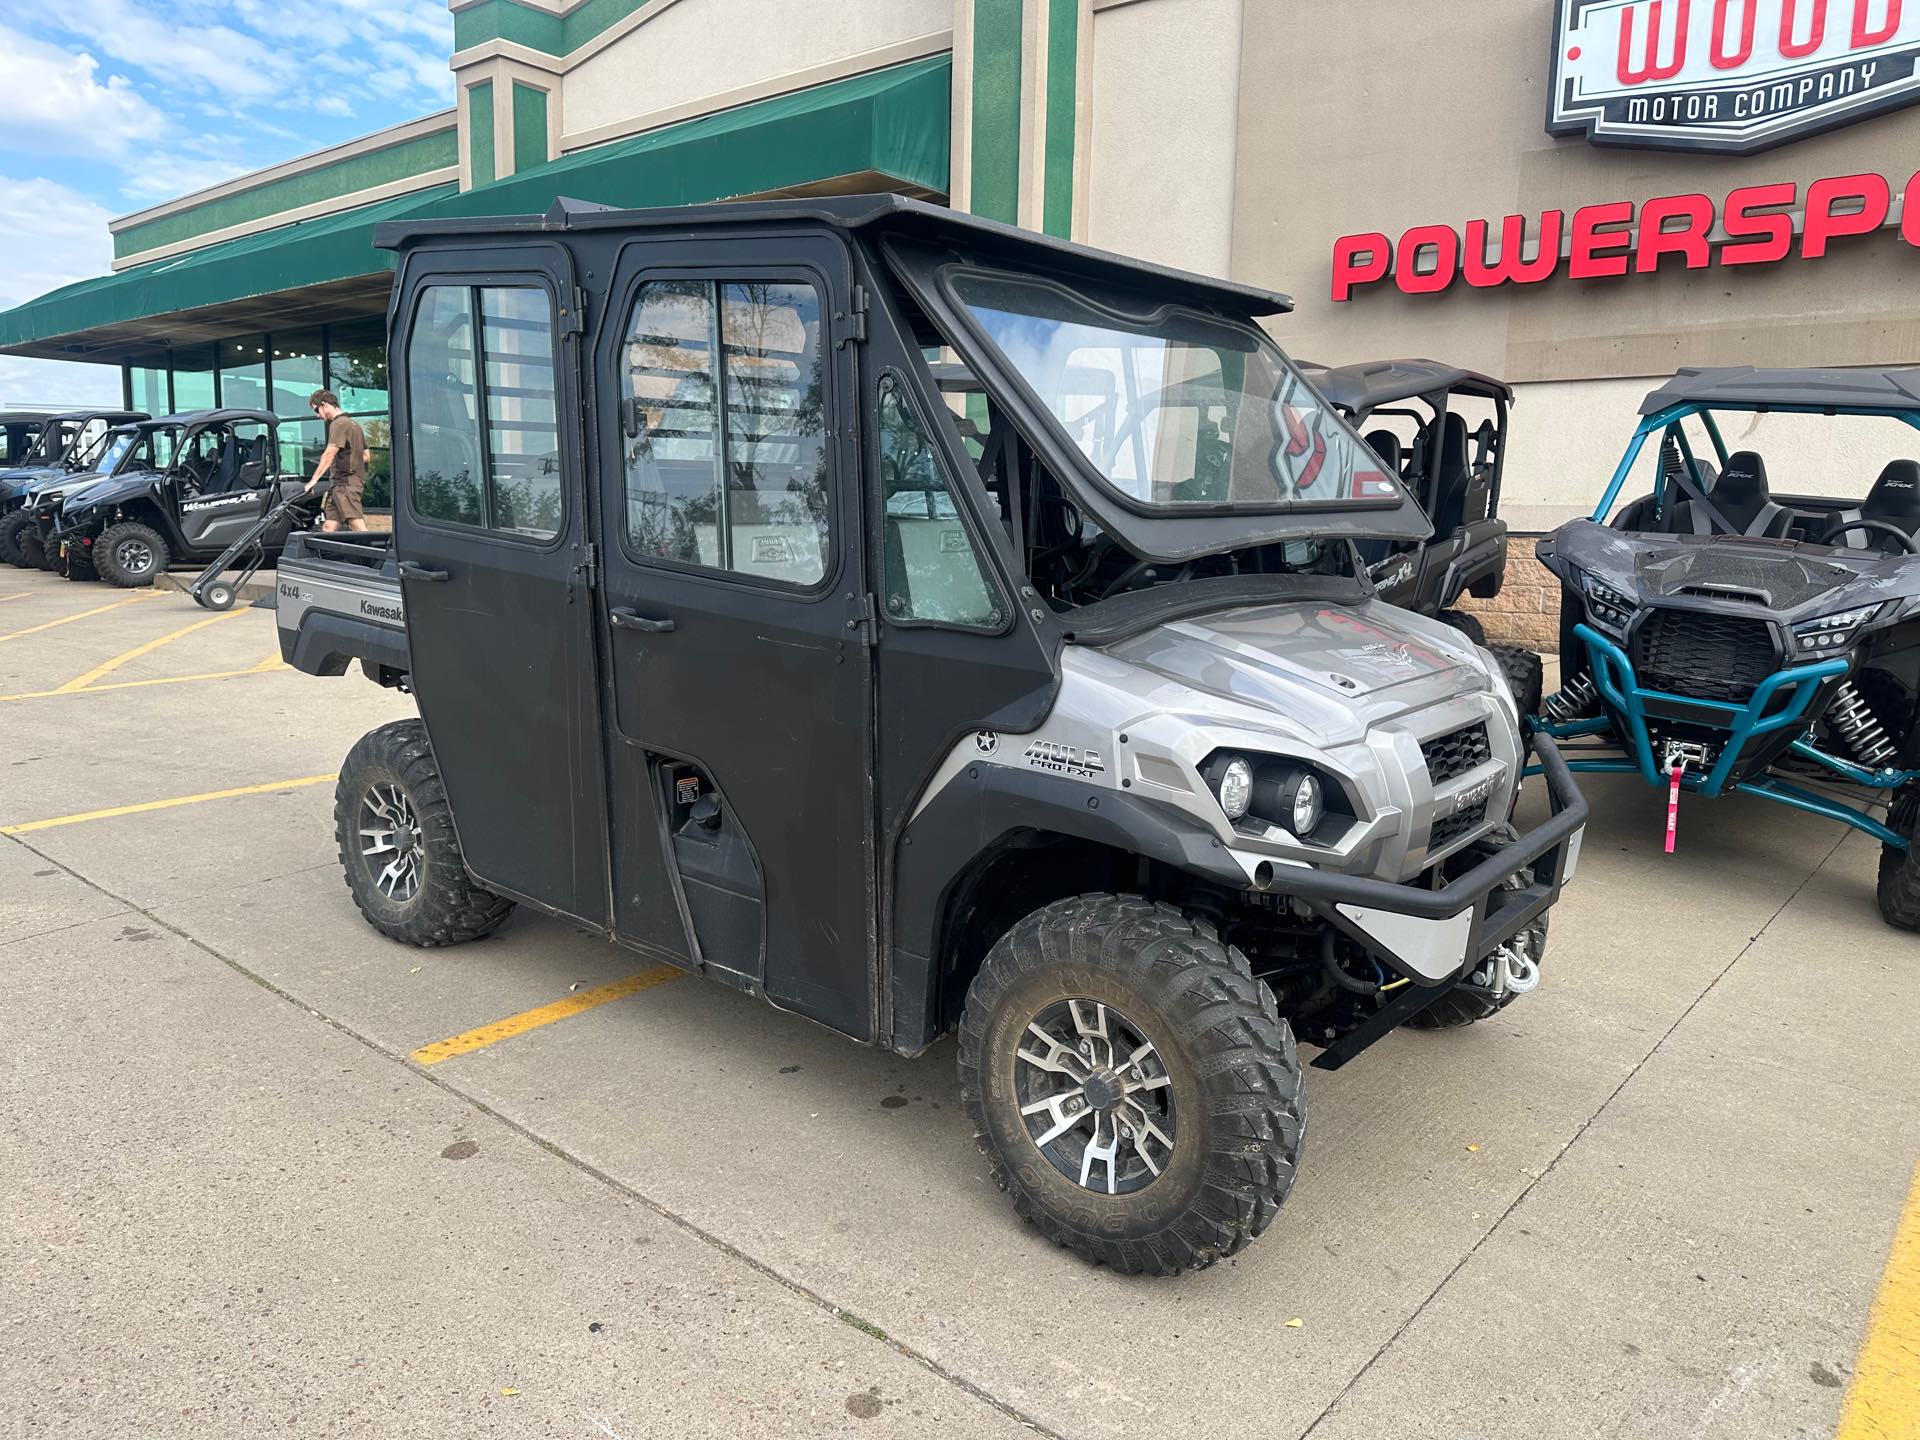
left=389, top=241, right=610, bottom=928
left=591, top=229, right=877, bottom=1036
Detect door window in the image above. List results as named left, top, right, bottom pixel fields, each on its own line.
left=878, top=376, right=1002, bottom=629
left=405, top=283, right=562, bottom=541
left=620, top=278, right=830, bottom=587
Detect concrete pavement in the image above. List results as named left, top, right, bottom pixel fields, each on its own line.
left=1, top=568, right=1914, bottom=1439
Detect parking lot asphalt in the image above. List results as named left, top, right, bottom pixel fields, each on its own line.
left=2, top=569, right=1916, bottom=1439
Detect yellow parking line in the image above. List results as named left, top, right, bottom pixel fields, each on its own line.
left=54, top=610, right=248, bottom=693
left=0, top=591, right=25, bottom=603
left=0, top=774, right=337, bottom=836
left=410, top=966, right=685, bottom=1067
left=1836, top=1161, right=1920, bottom=1440
left=0, top=592, right=159, bottom=644
left=0, top=664, right=287, bottom=703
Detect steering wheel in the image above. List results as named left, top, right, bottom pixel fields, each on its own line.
left=1819, top=517, right=1920, bottom=554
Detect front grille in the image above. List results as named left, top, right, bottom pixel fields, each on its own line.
left=1420, top=722, right=1491, bottom=784
left=1430, top=799, right=1489, bottom=851
left=1634, top=610, right=1778, bottom=705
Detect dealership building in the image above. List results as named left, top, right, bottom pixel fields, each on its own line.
left=3, top=0, right=1917, bottom=565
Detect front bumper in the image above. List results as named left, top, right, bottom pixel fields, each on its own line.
left=1269, top=731, right=1588, bottom=1070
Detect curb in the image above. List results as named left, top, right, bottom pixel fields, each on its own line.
left=154, top=572, right=276, bottom=605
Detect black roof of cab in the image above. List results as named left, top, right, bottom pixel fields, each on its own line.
left=1307, top=359, right=1514, bottom=414
left=114, top=408, right=280, bottom=430
left=43, top=408, right=148, bottom=426
left=0, top=410, right=53, bottom=424
left=1640, top=366, right=1920, bottom=416
left=375, top=193, right=1296, bottom=320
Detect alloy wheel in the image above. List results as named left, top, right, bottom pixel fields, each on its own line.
left=1014, top=998, right=1177, bottom=1196
left=359, top=782, right=424, bottom=902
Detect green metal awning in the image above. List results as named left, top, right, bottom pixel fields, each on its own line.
left=0, top=54, right=951, bottom=366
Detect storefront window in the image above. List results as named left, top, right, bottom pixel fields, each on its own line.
left=218, top=336, right=269, bottom=413
left=271, top=331, right=325, bottom=419
left=328, top=317, right=389, bottom=415
left=171, top=345, right=216, bottom=413
left=128, top=366, right=168, bottom=417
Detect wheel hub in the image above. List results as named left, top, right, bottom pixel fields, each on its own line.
left=359, top=782, right=423, bottom=902
left=1014, top=998, right=1177, bottom=1196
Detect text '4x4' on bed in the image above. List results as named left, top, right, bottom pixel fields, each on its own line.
left=274, top=195, right=1588, bottom=1276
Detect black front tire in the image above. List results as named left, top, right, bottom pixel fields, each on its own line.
left=1876, top=785, right=1920, bottom=931
left=1438, top=609, right=1487, bottom=646
left=19, top=530, right=54, bottom=572
left=1490, top=644, right=1545, bottom=718
left=335, top=719, right=514, bottom=947
left=957, top=895, right=1304, bottom=1276
left=0, top=513, right=32, bottom=567
left=95, top=522, right=168, bottom=588
left=1407, top=824, right=1549, bottom=1030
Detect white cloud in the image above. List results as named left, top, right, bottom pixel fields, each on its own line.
left=0, top=24, right=163, bottom=158
left=0, top=176, right=121, bottom=409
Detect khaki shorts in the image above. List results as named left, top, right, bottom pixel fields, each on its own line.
left=326, top=481, right=366, bottom=523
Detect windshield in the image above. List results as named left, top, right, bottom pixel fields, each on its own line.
left=72, top=428, right=118, bottom=472
left=95, top=432, right=140, bottom=476
left=950, top=272, right=1405, bottom=513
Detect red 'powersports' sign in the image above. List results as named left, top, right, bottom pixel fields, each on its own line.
left=1332, top=169, right=1919, bottom=301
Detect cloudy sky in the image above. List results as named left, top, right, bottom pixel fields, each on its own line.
left=0, top=0, right=455, bottom=407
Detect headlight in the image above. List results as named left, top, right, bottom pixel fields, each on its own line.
left=1213, top=755, right=1254, bottom=820
left=1792, top=604, right=1879, bottom=655
left=1204, top=752, right=1349, bottom=840
left=1286, top=772, right=1324, bottom=834
left=1579, top=571, right=1635, bottom=637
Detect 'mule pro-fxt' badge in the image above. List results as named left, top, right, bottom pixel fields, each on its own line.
left=1548, top=0, right=1920, bottom=154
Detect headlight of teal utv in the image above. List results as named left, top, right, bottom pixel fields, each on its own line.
left=1578, top=571, right=1635, bottom=637
left=1792, top=604, right=1879, bottom=655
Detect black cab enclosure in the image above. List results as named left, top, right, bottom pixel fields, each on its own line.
left=276, top=196, right=1586, bottom=1275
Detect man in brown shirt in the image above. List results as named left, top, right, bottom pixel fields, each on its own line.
left=305, top=390, right=370, bottom=532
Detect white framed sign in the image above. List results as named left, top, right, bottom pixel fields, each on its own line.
left=1548, top=0, right=1920, bottom=153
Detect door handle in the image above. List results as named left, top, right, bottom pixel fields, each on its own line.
left=609, top=607, right=677, bottom=633
left=398, top=561, right=450, bottom=582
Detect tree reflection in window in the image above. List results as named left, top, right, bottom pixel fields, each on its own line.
left=878, top=376, right=1001, bottom=629
left=622, top=279, right=830, bottom=586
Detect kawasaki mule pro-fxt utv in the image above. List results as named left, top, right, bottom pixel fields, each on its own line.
left=1537, top=366, right=1920, bottom=926
left=276, top=196, right=1587, bottom=1274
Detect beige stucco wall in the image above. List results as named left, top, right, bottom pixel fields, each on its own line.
left=560, top=0, right=952, bottom=146
left=1086, top=0, right=1244, bottom=274
left=1231, top=0, right=1920, bottom=385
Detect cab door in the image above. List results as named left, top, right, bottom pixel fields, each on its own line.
left=392, top=247, right=609, bottom=927
left=593, top=234, right=875, bottom=1038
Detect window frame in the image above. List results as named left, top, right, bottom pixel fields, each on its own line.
left=873, top=368, right=1011, bottom=636
left=399, top=274, right=569, bottom=553
left=612, top=265, right=841, bottom=598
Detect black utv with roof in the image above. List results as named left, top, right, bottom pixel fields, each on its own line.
left=0, top=407, right=149, bottom=566
left=0, top=411, right=51, bottom=471
left=272, top=195, right=1586, bottom=1275
left=1310, top=359, right=1537, bottom=706
left=1536, top=366, right=1920, bottom=928
left=45, top=408, right=318, bottom=587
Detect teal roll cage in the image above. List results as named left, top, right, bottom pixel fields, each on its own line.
left=1591, top=400, right=1920, bottom=526
left=1547, top=399, right=1920, bottom=849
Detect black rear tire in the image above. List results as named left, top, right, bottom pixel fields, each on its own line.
left=95, top=521, right=167, bottom=588
left=1438, top=609, right=1487, bottom=646
left=1407, top=824, right=1549, bottom=1029
left=1490, top=644, right=1545, bottom=718
left=0, top=513, right=32, bottom=568
left=334, top=719, right=514, bottom=947
left=1876, top=785, right=1920, bottom=931
left=19, top=530, right=53, bottom=571
left=957, top=895, right=1304, bottom=1275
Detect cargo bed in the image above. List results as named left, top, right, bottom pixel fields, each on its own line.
left=274, top=531, right=411, bottom=684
